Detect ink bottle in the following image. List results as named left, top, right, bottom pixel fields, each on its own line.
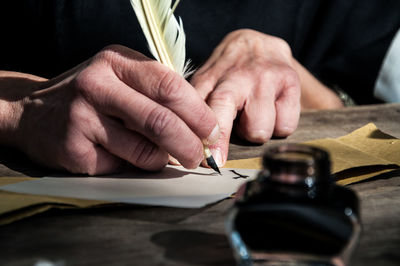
left=226, top=144, right=361, bottom=266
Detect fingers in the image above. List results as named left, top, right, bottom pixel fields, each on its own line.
left=96, top=45, right=219, bottom=144
left=85, top=145, right=124, bottom=175
left=191, top=71, right=218, bottom=100
left=191, top=59, right=223, bottom=100
left=76, top=70, right=206, bottom=168
left=21, top=45, right=222, bottom=174
left=96, top=81, right=204, bottom=168
left=198, top=65, right=300, bottom=168
left=273, top=83, right=301, bottom=137
left=191, top=44, right=238, bottom=100
left=58, top=137, right=124, bottom=175
left=72, top=45, right=223, bottom=169
left=205, top=77, right=249, bottom=167
left=236, top=88, right=276, bottom=143
left=237, top=67, right=300, bottom=141
left=90, top=115, right=170, bottom=171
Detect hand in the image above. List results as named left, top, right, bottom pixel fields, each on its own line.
left=191, top=29, right=301, bottom=166
left=2, top=45, right=219, bottom=174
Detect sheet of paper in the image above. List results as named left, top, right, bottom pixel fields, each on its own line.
left=2, top=123, right=397, bottom=225
left=0, top=166, right=258, bottom=208
left=224, top=123, right=400, bottom=185
left=305, top=123, right=400, bottom=173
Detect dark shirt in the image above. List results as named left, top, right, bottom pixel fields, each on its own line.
left=1, top=0, right=400, bottom=104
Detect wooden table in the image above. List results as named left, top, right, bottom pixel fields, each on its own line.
left=0, top=104, right=399, bottom=266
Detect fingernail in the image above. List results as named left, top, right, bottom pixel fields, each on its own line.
left=201, top=158, right=208, bottom=167
left=204, top=124, right=220, bottom=145
left=211, top=148, right=224, bottom=167
left=282, top=126, right=295, bottom=134
left=168, top=155, right=181, bottom=166
left=275, top=126, right=296, bottom=137
left=249, top=130, right=269, bottom=143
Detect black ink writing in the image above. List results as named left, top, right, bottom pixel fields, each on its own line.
left=230, top=170, right=249, bottom=179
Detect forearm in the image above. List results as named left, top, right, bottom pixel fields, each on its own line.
left=0, top=71, right=47, bottom=146
left=292, top=60, right=344, bottom=110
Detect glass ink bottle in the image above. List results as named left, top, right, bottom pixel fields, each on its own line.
left=226, top=144, right=361, bottom=266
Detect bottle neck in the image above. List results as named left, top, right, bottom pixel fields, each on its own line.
left=262, top=144, right=332, bottom=189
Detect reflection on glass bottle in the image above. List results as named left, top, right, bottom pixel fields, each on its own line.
left=226, top=144, right=361, bottom=266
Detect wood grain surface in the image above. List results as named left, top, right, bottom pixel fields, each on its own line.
left=0, top=103, right=399, bottom=266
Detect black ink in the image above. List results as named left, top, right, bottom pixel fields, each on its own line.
left=206, top=156, right=221, bottom=175
left=226, top=144, right=360, bottom=265
left=230, top=170, right=249, bottom=179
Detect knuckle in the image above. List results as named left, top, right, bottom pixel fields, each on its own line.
left=63, top=139, right=87, bottom=161
left=226, top=29, right=257, bottom=42
left=235, top=28, right=257, bottom=35
left=154, top=70, right=185, bottom=103
left=191, top=71, right=207, bottom=86
left=270, top=37, right=293, bottom=63
left=275, top=37, right=291, bottom=51
left=73, top=67, right=117, bottom=107
left=268, top=65, right=300, bottom=92
left=268, top=35, right=291, bottom=54
left=285, top=68, right=300, bottom=87
left=72, top=69, right=93, bottom=93
left=73, top=68, right=104, bottom=101
left=61, top=140, right=97, bottom=174
left=69, top=102, right=102, bottom=137
left=68, top=100, right=85, bottom=122
left=211, top=89, right=236, bottom=105
left=194, top=104, right=211, bottom=128
left=224, top=42, right=241, bottom=56
left=96, top=44, right=125, bottom=62
left=144, top=107, right=177, bottom=140
left=209, top=89, right=238, bottom=111
left=127, top=140, right=165, bottom=169
left=261, top=65, right=286, bottom=86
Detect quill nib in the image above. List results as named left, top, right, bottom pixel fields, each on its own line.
left=206, top=156, right=221, bottom=175
left=204, top=146, right=221, bottom=175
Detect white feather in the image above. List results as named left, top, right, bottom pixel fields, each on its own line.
left=130, top=0, right=191, bottom=77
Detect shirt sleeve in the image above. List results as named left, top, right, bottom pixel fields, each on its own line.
left=374, top=29, right=400, bottom=103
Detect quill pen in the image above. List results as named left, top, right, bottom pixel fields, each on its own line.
left=130, top=0, right=221, bottom=174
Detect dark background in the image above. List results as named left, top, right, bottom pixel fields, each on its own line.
left=1, top=0, right=400, bottom=104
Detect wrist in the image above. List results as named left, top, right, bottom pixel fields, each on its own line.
left=292, top=59, right=344, bottom=110
left=0, top=71, right=47, bottom=147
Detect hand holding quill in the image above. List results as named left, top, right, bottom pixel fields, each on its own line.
left=130, top=0, right=221, bottom=173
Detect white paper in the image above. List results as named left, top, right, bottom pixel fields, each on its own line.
left=0, top=166, right=258, bottom=208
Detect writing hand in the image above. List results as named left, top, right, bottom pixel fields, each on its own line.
left=3, top=45, right=219, bottom=174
